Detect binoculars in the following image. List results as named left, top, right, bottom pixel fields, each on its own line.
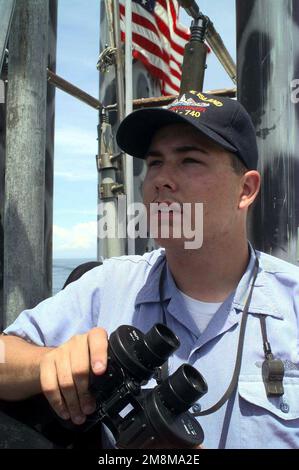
left=84, top=323, right=207, bottom=449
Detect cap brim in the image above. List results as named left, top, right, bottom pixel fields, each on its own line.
left=116, top=107, right=237, bottom=158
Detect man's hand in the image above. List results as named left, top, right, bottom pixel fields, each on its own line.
left=39, top=327, right=108, bottom=425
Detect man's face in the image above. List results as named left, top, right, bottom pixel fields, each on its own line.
left=142, top=123, right=245, bottom=249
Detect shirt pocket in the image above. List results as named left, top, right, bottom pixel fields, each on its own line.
left=238, top=375, right=299, bottom=449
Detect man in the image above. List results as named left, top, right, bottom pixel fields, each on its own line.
left=1, top=91, right=299, bottom=449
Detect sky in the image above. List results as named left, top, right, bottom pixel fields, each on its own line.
left=53, top=0, right=236, bottom=259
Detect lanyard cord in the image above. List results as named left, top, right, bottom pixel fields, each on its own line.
left=159, top=254, right=260, bottom=417
left=260, top=316, right=273, bottom=359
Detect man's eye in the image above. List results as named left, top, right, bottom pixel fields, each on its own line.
left=183, top=158, right=201, bottom=164
left=147, top=160, right=161, bottom=167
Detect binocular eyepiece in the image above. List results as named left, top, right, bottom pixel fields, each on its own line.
left=87, top=323, right=207, bottom=449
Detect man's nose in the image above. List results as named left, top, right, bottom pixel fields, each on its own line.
left=153, top=167, right=178, bottom=192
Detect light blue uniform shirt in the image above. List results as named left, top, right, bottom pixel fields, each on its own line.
left=4, top=245, right=299, bottom=449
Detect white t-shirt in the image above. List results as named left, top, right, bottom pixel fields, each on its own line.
left=178, top=289, right=223, bottom=336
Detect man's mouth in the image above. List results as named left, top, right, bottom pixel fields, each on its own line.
left=150, top=200, right=182, bottom=214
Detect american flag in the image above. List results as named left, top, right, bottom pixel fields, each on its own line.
left=119, top=0, right=190, bottom=95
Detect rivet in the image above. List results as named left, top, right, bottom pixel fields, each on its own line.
left=280, top=402, right=289, bottom=413
left=192, top=403, right=201, bottom=413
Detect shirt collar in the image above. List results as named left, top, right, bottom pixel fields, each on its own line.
left=135, top=251, right=168, bottom=306
left=135, top=243, right=285, bottom=320
left=232, top=242, right=284, bottom=319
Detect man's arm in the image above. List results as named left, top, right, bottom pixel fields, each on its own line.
left=0, top=334, right=52, bottom=400
left=0, top=328, right=108, bottom=425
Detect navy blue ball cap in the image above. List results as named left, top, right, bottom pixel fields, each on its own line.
left=116, top=90, right=258, bottom=170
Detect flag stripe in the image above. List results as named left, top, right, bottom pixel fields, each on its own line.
left=120, top=15, right=184, bottom=73
left=156, top=0, right=190, bottom=42
left=133, top=49, right=180, bottom=94
left=154, top=14, right=185, bottom=56
left=119, top=0, right=190, bottom=96
left=120, top=3, right=186, bottom=62
left=120, top=3, right=159, bottom=39
left=121, top=30, right=181, bottom=91
left=157, top=0, right=190, bottom=41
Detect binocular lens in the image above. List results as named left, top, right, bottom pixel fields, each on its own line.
left=157, top=364, right=208, bottom=413
left=135, top=323, right=180, bottom=368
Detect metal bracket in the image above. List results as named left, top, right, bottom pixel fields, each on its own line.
left=100, top=182, right=124, bottom=199
left=97, top=46, right=117, bottom=73
left=0, top=0, right=16, bottom=73
left=96, top=153, right=118, bottom=171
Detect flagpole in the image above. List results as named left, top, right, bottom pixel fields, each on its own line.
left=97, top=0, right=125, bottom=259
left=112, top=0, right=125, bottom=123
left=125, top=0, right=135, bottom=255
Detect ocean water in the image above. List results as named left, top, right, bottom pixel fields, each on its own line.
left=52, top=259, right=96, bottom=295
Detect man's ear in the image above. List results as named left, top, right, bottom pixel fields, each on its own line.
left=239, top=171, right=261, bottom=210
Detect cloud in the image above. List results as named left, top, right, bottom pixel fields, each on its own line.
left=54, top=169, right=97, bottom=182
left=53, top=221, right=97, bottom=253
left=55, top=127, right=98, bottom=156
left=55, top=209, right=97, bottom=216
left=54, top=126, right=98, bottom=181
